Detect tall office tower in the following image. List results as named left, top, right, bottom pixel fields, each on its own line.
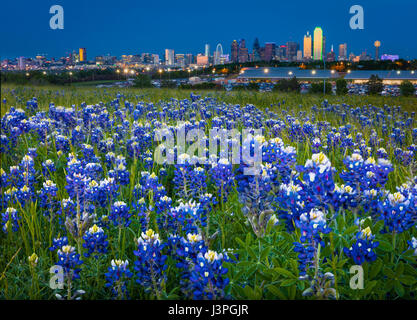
left=253, top=37, right=261, bottom=61
left=286, top=41, right=299, bottom=61
left=323, top=36, right=326, bottom=57
left=18, top=57, right=25, bottom=70
left=165, top=49, right=175, bottom=65
left=205, top=44, right=210, bottom=57
left=264, top=42, right=276, bottom=62
left=303, top=31, right=312, bottom=60
left=79, top=48, right=87, bottom=62
left=152, top=54, right=160, bottom=65
left=338, top=43, right=347, bottom=60
left=175, top=54, right=185, bottom=67
left=185, top=53, right=193, bottom=65
left=231, top=40, right=239, bottom=63
left=277, top=45, right=287, bottom=60
left=313, top=27, right=323, bottom=60
left=238, top=39, right=249, bottom=63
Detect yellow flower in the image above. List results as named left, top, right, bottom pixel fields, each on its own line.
left=28, top=253, right=38, bottom=267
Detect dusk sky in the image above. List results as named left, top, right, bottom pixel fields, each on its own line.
left=1, top=0, right=416, bottom=60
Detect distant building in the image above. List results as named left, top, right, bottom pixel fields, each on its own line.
left=18, top=57, right=26, bottom=70
left=196, top=54, right=209, bottom=66
left=286, top=41, right=299, bottom=61
left=253, top=38, right=261, bottom=61
left=264, top=43, right=276, bottom=62
left=231, top=40, right=239, bottom=63
left=296, top=50, right=303, bottom=61
left=175, top=54, right=186, bottom=67
left=205, top=44, right=210, bottom=57
left=276, top=45, right=287, bottom=60
left=326, top=46, right=336, bottom=62
left=95, top=55, right=116, bottom=65
left=313, top=27, right=323, bottom=61
left=152, top=54, right=160, bottom=65
left=165, top=49, right=175, bottom=65
left=381, top=54, right=399, bottom=61
left=338, top=43, right=347, bottom=61
left=79, top=48, right=87, bottom=62
left=303, top=32, right=312, bottom=60
left=238, top=39, right=249, bottom=63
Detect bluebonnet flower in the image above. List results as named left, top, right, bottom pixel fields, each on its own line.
left=189, top=250, right=229, bottom=300
left=378, top=192, right=415, bottom=233
left=82, top=224, right=109, bottom=258
left=56, top=245, right=83, bottom=280
left=209, top=158, right=234, bottom=202
left=133, top=229, right=167, bottom=296
left=50, top=236, right=69, bottom=251
left=115, top=162, right=130, bottom=186
left=109, top=201, right=131, bottom=227
left=343, top=227, right=379, bottom=264
left=38, top=180, right=58, bottom=211
left=294, top=208, right=331, bottom=276
left=1, top=207, right=20, bottom=233
left=105, top=259, right=133, bottom=299
left=42, top=159, right=56, bottom=178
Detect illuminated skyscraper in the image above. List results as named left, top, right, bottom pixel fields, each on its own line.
left=338, top=43, right=347, bottom=60
left=313, top=27, right=323, bottom=61
left=165, top=49, right=175, bottom=65
left=303, top=31, right=312, bottom=60
left=231, top=40, right=238, bottom=63
left=205, top=44, right=210, bottom=57
left=79, top=48, right=87, bottom=62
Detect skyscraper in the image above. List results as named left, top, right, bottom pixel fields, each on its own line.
left=253, top=38, right=261, bottom=61
left=303, top=31, right=312, bottom=60
left=231, top=40, right=239, bottom=63
left=79, top=48, right=87, bottom=62
left=205, top=44, right=210, bottom=57
left=165, top=49, right=175, bottom=65
left=313, top=27, right=323, bottom=61
left=286, top=41, right=299, bottom=61
left=338, top=43, right=347, bottom=60
left=264, top=43, right=276, bottom=62
left=238, top=39, right=249, bottom=63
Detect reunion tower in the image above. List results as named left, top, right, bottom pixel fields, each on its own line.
left=374, top=40, right=381, bottom=61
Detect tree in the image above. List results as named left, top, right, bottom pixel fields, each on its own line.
left=367, top=75, right=383, bottom=95
left=133, top=74, right=153, bottom=88
left=310, top=81, right=332, bottom=94
left=273, top=77, right=299, bottom=92
left=399, top=80, right=416, bottom=97
left=336, top=78, right=348, bottom=95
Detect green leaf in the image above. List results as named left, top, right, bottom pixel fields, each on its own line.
left=273, top=267, right=296, bottom=279
left=378, top=240, right=393, bottom=252
left=281, top=279, right=297, bottom=287
left=267, top=285, right=287, bottom=299
left=373, top=220, right=384, bottom=233
left=399, top=275, right=417, bottom=286
left=369, top=259, right=383, bottom=279
left=343, top=225, right=358, bottom=236
left=394, top=281, right=405, bottom=297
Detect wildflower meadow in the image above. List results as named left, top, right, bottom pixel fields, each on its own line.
left=1, top=85, right=417, bottom=300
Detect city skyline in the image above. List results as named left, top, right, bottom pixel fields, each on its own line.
left=1, top=0, right=416, bottom=60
